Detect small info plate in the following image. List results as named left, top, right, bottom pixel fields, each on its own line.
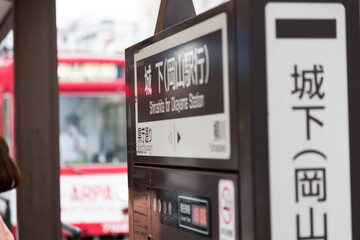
left=134, top=13, right=231, bottom=159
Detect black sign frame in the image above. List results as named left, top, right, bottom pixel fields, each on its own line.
left=126, top=2, right=239, bottom=172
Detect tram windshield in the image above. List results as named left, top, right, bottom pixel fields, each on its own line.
left=2, top=94, right=12, bottom=155
left=59, top=94, right=126, bottom=165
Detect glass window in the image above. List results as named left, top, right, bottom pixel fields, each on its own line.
left=2, top=94, right=12, bottom=155
left=59, top=94, right=126, bottom=165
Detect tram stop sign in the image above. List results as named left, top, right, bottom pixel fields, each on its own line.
left=125, top=0, right=360, bottom=240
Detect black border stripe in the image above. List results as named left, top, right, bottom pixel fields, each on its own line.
left=276, top=19, right=336, bottom=38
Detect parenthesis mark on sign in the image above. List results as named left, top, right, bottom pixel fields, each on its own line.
left=204, top=44, right=209, bottom=84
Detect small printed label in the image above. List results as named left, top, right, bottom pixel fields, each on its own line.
left=219, top=179, right=235, bottom=240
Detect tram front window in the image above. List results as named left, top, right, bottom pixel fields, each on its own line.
left=2, top=95, right=12, bottom=155
left=59, top=95, right=126, bottom=165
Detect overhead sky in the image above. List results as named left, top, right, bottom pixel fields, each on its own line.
left=0, top=0, right=228, bottom=55
left=56, top=0, right=228, bottom=29
left=56, top=0, right=155, bottom=28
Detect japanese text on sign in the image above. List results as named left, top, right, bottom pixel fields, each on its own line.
left=290, top=64, right=327, bottom=239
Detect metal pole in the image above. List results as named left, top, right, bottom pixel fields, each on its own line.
left=13, top=0, right=61, bottom=239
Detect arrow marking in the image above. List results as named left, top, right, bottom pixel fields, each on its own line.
left=177, top=132, right=181, bottom=144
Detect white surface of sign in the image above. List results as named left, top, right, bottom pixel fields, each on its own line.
left=266, top=3, right=352, bottom=240
left=219, top=179, right=235, bottom=240
left=134, top=13, right=231, bottom=159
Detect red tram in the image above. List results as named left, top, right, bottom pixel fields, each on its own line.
left=0, top=52, right=129, bottom=238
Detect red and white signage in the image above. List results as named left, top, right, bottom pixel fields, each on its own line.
left=219, top=179, right=235, bottom=240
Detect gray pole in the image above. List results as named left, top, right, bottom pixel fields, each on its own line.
left=13, top=0, right=61, bottom=239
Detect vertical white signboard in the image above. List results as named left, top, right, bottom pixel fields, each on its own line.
left=266, top=3, right=352, bottom=240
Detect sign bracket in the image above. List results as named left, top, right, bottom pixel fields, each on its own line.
left=154, top=0, right=196, bottom=34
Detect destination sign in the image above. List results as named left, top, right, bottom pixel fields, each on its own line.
left=58, top=63, right=123, bottom=83
left=134, top=13, right=231, bottom=159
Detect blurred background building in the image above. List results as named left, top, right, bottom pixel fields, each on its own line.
left=1, top=0, right=228, bottom=55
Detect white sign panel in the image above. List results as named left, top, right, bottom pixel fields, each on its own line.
left=134, top=13, right=231, bottom=159
left=266, top=3, right=352, bottom=240
left=219, top=179, right=235, bottom=240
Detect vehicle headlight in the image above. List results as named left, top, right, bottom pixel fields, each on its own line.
left=117, top=184, right=128, bottom=202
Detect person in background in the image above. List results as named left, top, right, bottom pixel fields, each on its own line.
left=0, top=135, right=21, bottom=240
left=60, top=113, right=88, bottom=164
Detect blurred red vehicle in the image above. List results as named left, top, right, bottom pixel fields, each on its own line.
left=0, top=52, right=129, bottom=238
